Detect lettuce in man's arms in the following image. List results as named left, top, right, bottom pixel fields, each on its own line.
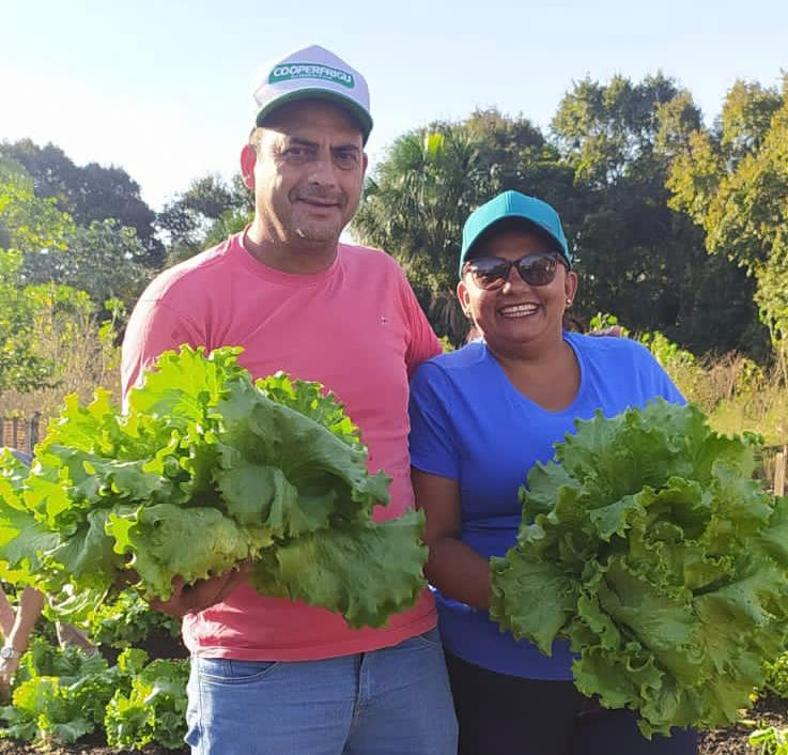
left=0, top=346, right=426, bottom=628
left=490, top=400, right=788, bottom=738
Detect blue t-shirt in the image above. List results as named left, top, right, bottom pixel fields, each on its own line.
left=408, top=332, right=684, bottom=680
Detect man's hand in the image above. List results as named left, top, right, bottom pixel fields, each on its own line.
left=589, top=325, right=624, bottom=338
left=149, top=564, right=252, bottom=618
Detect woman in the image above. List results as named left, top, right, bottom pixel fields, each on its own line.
left=408, top=191, right=697, bottom=755
left=0, top=448, right=94, bottom=700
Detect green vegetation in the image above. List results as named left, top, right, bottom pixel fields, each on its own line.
left=0, top=69, right=786, bottom=752
left=0, top=637, right=187, bottom=749
left=0, top=346, right=426, bottom=629
left=490, top=402, right=788, bottom=737
left=588, top=314, right=787, bottom=445
left=749, top=725, right=788, bottom=755
left=82, top=590, right=180, bottom=650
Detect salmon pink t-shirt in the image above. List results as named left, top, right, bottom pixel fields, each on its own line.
left=121, top=232, right=442, bottom=661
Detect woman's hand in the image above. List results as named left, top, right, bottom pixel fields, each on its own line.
left=149, top=564, right=252, bottom=618
left=0, top=651, right=20, bottom=702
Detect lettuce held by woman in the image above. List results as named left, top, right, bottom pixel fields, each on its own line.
left=490, top=400, right=788, bottom=737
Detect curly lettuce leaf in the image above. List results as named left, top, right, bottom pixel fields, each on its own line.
left=0, top=451, right=60, bottom=584
left=0, top=346, right=422, bottom=629
left=251, top=509, right=426, bottom=628
left=215, top=376, right=390, bottom=528
left=104, top=657, right=188, bottom=751
left=107, top=503, right=272, bottom=600
left=490, top=400, right=788, bottom=737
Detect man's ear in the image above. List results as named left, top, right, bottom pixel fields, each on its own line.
left=240, top=144, right=256, bottom=190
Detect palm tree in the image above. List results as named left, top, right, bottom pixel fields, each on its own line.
left=353, top=110, right=557, bottom=344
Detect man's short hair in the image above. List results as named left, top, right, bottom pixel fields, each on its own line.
left=249, top=127, right=264, bottom=154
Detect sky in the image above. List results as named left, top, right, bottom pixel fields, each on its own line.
left=1, top=0, right=786, bottom=211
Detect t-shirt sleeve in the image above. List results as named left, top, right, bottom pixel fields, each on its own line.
left=121, top=294, right=205, bottom=403
left=630, top=340, right=686, bottom=406
left=658, top=370, right=686, bottom=406
left=408, top=362, right=460, bottom=480
left=395, top=266, right=442, bottom=376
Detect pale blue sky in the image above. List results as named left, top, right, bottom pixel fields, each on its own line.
left=1, top=0, right=786, bottom=209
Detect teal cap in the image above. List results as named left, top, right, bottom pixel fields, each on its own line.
left=459, top=191, right=571, bottom=276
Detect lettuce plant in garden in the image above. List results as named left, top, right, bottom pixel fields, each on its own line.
left=0, top=345, right=426, bottom=629
left=0, top=637, right=119, bottom=743
left=490, top=400, right=788, bottom=737
left=83, top=589, right=181, bottom=649
left=104, top=652, right=189, bottom=750
left=0, top=638, right=188, bottom=748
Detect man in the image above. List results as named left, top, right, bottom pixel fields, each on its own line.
left=121, top=45, right=457, bottom=755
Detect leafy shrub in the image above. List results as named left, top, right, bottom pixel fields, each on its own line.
left=764, top=651, right=788, bottom=700
left=0, top=637, right=188, bottom=748
left=0, top=637, right=119, bottom=744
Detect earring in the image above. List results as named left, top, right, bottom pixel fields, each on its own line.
left=565, top=298, right=573, bottom=306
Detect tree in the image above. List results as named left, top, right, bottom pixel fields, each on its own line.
left=0, top=161, right=76, bottom=392
left=156, top=174, right=253, bottom=265
left=0, top=161, right=139, bottom=395
left=0, top=140, right=162, bottom=267
left=668, top=75, right=788, bottom=373
left=0, top=158, right=74, bottom=255
left=20, top=219, right=150, bottom=309
left=0, top=252, right=55, bottom=392
left=552, top=74, right=767, bottom=356
left=353, top=109, right=575, bottom=344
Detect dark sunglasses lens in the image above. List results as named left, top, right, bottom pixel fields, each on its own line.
left=468, top=259, right=509, bottom=289
left=517, top=255, right=558, bottom=286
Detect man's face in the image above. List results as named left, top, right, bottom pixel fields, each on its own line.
left=243, top=100, right=367, bottom=245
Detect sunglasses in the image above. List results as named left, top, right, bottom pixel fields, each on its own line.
left=463, top=253, right=566, bottom=290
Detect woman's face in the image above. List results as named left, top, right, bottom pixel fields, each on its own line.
left=457, top=227, right=577, bottom=354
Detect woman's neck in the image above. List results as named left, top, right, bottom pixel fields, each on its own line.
left=487, top=334, right=580, bottom=411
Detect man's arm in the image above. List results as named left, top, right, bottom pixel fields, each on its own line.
left=396, top=268, right=442, bottom=376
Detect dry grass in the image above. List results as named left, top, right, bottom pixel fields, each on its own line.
left=1, top=316, right=786, bottom=459
left=663, top=352, right=787, bottom=447
left=0, top=299, right=121, bottom=429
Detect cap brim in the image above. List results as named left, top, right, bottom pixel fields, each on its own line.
left=255, top=89, right=373, bottom=144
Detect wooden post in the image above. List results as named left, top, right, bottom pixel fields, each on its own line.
left=28, top=412, right=41, bottom=452
left=774, top=446, right=787, bottom=497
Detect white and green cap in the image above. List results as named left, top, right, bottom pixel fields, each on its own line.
left=253, top=45, right=373, bottom=143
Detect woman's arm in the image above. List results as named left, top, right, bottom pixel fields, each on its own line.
left=0, top=589, right=15, bottom=637
left=412, top=468, right=492, bottom=611
left=0, top=587, right=45, bottom=698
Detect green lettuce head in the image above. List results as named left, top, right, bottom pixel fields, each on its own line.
left=0, top=346, right=426, bottom=629
left=490, top=400, right=788, bottom=737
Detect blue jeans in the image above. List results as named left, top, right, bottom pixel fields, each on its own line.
left=185, top=629, right=458, bottom=754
